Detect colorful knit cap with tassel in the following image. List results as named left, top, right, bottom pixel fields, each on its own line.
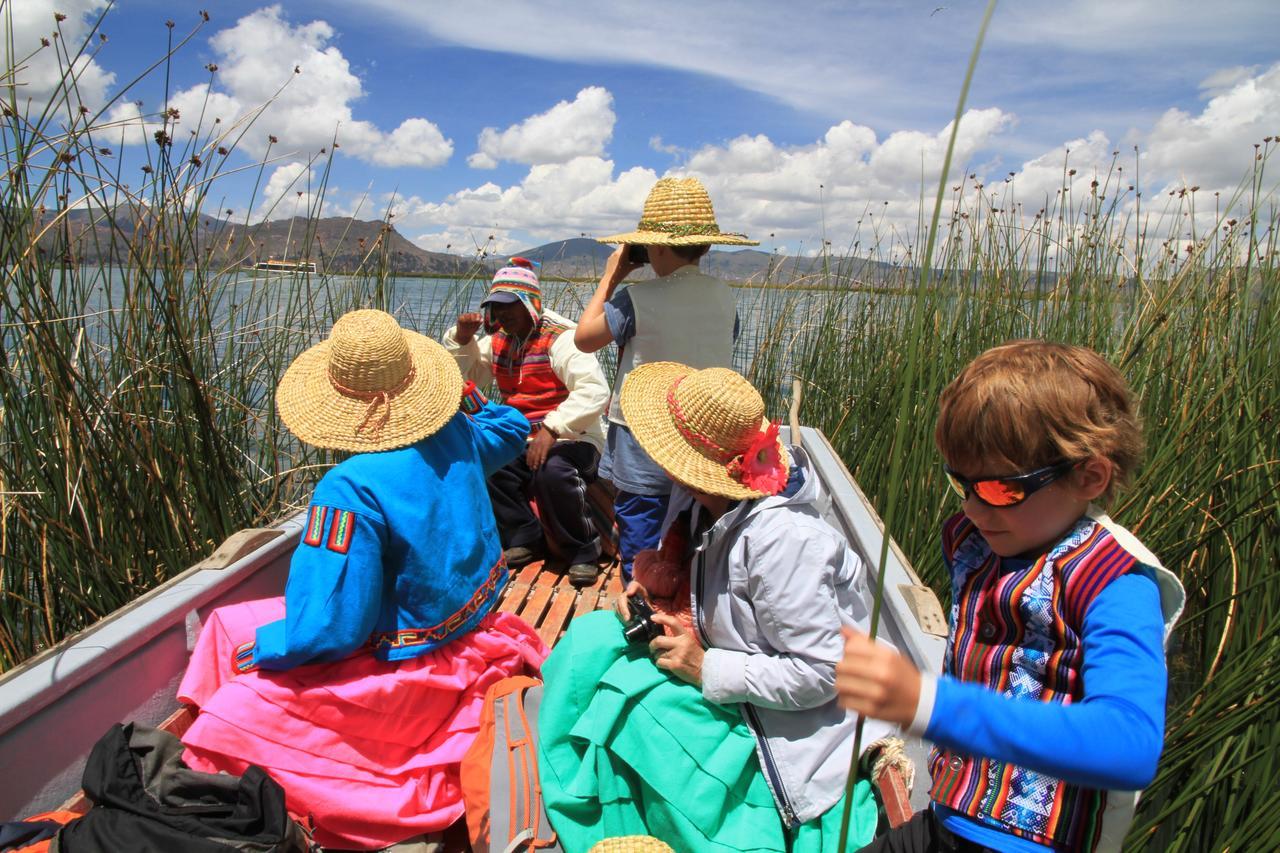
left=482, top=257, right=542, bottom=333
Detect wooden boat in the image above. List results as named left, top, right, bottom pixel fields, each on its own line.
left=0, top=425, right=947, bottom=837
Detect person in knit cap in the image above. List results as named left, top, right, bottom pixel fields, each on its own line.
left=446, top=257, right=611, bottom=587
left=175, top=309, right=548, bottom=850
left=575, top=177, right=755, bottom=583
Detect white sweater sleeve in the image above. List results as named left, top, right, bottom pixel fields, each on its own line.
left=442, top=325, right=496, bottom=387
left=542, top=329, right=609, bottom=439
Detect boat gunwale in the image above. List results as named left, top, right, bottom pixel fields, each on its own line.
left=0, top=511, right=306, bottom=740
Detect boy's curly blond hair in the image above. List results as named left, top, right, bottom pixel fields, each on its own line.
left=934, top=340, right=1143, bottom=505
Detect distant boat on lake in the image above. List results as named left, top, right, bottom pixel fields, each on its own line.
left=252, top=258, right=316, bottom=273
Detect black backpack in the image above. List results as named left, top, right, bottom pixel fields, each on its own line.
left=55, top=723, right=310, bottom=852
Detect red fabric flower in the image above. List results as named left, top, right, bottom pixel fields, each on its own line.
left=731, top=420, right=787, bottom=494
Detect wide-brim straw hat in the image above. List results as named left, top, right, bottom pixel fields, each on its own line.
left=276, top=309, right=463, bottom=453
left=598, top=177, right=758, bottom=246
left=620, top=362, right=790, bottom=500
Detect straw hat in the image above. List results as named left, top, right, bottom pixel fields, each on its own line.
left=588, top=837, right=675, bottom=853
left=598, top=177, right=758, bottom=246
left=620, top=362, right=790, bottom=500
left=276, top=309, right=463, bottom=452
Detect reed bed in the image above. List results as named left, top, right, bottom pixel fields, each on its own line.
left=3, top=7, right=1278, bottom=850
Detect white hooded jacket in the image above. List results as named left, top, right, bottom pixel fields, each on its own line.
left=675, top=446, right=895, bottom=826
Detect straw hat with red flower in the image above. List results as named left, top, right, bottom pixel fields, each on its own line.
left=619, top=362, right=789, bottom=500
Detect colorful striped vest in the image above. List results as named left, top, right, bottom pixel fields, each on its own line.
left=491, top=319, right=570, bottom=436
left=929, top=512, right=1144, bottom=851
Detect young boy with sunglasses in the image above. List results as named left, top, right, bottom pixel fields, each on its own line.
left=837, top=341, right=1185, bottom=853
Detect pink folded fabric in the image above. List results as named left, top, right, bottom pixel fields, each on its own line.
left=178, top=598, right=547, bottom=850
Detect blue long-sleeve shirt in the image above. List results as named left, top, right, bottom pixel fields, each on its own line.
left=926, top=566, right=1168, bottom=851
left=252, top=400, right=529, bottom=669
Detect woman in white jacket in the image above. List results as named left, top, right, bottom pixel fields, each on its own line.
left=536, top=363, right=892, bottom=852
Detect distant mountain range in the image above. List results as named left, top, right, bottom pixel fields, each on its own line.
left=44, top=211, right=472, bottom=274
left=40, top=212, right=894, bottom=285
left=513, top=237, right=894, bottom=286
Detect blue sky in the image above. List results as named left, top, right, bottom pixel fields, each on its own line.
left=9, top=0, right=1280, bottom=256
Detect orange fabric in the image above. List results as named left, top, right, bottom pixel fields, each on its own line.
left=460, top=675, right=559, bottom=851
left=10, top=810, right=80, bottom=853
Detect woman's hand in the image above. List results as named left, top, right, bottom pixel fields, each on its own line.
left=835, top=627, right=922, bottom=726
left=614, top=580, right=647, bottom=623
left=650, top=613, right=704, bottom=686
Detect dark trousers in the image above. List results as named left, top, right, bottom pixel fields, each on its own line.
left=613, top=490, right=672, bottom=583
left=857, top=809, right=995, bottom=853
left=488, top=441, right=601, bottom=565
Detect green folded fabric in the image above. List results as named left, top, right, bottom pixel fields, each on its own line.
left=538, top=611, right=877, bottom=852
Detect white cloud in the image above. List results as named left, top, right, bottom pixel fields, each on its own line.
left=649, top=136, right=682, bottom=156
left=391, top=54, right=1279, bottom=256
left=393, top=156, right=657, bottom=247
left=390, top=108, right=1018, bottom=251
left=993, top=1, right=1280, bottom=55
left=353, top=0, right=1279, bottom=144
left=257, top=162, right=317, bottom=219
left=1, top=0, right=114, bottom=111
left=1144, top=62, right=1280, bottom=192
left=682, top=109, right=1016, bottom=239
left=468, top=87, right=615, bottom=169
left=1199, top=66, right=1261, bottom=98
left=101, top=6, right=452, bottom=169
left=412, top=228, right=517, bottom=257
left=350, top=1, right=890, bottom=118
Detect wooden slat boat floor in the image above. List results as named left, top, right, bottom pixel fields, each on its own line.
left=498, top=557, right=624, bottom=647
left=54, top=572, right=919, bottom=843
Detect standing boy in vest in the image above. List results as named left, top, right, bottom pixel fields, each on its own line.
left=836, top=341, right=1186, bottom=853
left=446, top=259, right=610, bottom=587
left=575, top=177, right=757, bottom=581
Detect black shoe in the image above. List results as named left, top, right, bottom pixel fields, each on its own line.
left=504, top=544, right=544, bottom=569
left=568, top=563, right=601, bottom=588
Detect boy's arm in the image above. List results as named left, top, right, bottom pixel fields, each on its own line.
left=542, top=332, right=609, bottom=438
left=922, top=572, right=1169, bottom=790
left=576, top=245, right=639, bottom=352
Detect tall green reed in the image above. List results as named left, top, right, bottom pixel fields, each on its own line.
left=0, top=8, right=486, bottom=668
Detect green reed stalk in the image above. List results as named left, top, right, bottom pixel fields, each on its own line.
left=835, top=1, right=998, bottom=849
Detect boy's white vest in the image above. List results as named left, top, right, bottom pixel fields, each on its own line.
left=606, top=265, right=736, bottom=424
left=1090, top=512, right=1185, bottom=853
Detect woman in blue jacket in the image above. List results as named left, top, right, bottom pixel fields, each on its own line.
left=177, top=310, right=547, bottom=851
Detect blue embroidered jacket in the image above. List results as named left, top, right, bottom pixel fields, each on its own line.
left=251, top=399, right=529, bottom=668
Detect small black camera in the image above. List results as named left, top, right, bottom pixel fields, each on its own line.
left=621, top=593, right=663, bottom=645
left=627, top=244, right=649, bottom=265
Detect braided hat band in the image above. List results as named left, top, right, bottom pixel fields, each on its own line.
left=598, top=177, right=758, bottom=247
